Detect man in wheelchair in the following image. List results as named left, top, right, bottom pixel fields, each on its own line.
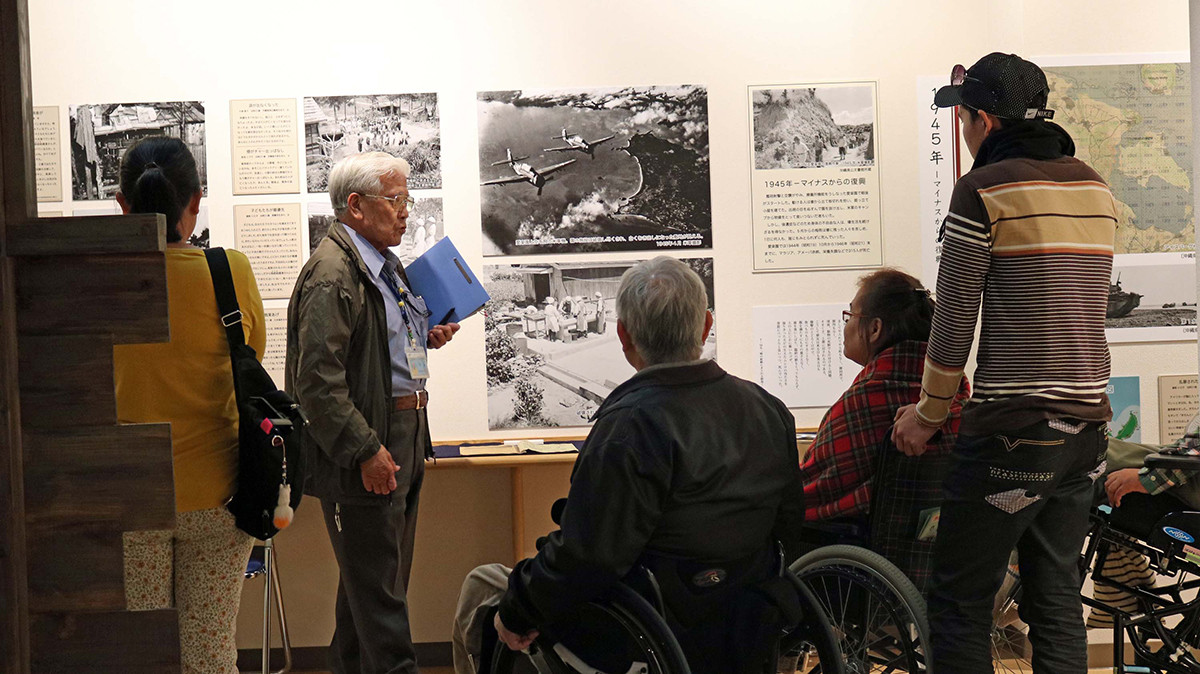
left=451, top=257, right=806, bottom=674
left=1081, top=418, right=1200, bottom=669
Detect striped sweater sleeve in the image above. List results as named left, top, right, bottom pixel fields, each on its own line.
left=916, top=180, right=990, bottom=427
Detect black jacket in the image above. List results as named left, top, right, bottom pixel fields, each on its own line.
left=498, top=359, right=804, bottom=633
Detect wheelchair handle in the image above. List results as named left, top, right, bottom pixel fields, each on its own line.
left=1144, top=453, right=1200, bottom=471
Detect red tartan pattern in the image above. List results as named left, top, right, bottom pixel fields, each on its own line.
left=800, top=340, right=969, bottom=522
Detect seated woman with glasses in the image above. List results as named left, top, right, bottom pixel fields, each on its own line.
left=798, top=269, right=970, bottom=552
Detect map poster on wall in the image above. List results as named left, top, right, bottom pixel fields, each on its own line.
left=1106, top=258, right=1197, bottom=343
left=304, top=93, right=440, bottom=193
left=916, top=77, right=958, bottom=287
left=307, top=197, right=444, bottom=267
left=1039, top=58, right=1193, bottom=261
left=69, top=101, right=207, bottom=200
left=234, top=203, right=303, bottom=300
left=33, top=106, right=62, bottom=202
left=478, top=86, right=711, bottom=256
left=230, top=98, right=300, bottom=195
left=749, top=82, right=883, bottom=272
left=1107, top=375, right=1142, bottom=442
left=481, top=258, right=715, bottom=429
left=1159, top=373, right=1199, bottom=443
left=751, top=303, right=859, bottom=408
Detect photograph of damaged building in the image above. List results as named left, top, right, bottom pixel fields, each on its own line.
left=483, top=258, right=715, bottom=429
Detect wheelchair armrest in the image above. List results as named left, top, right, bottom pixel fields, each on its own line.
left=1144, top=453, right=1200, bottom=472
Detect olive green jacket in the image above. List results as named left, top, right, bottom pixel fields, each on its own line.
left=285, top=221, right=427, bottom=504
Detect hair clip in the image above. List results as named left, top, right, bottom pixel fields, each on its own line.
left=144, top=162, right=159, bottom=170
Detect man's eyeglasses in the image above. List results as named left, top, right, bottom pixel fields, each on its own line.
left=842, top=310, right=868, bottom=323
left=361, top=193, right=415, bottom=212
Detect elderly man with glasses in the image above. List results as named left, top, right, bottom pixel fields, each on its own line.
left=286, top=152, right=458, bottom=674
left=892, top=53, right=1118, bottom=672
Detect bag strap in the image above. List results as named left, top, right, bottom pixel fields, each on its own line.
left=203, top=247, right=246, bottom=351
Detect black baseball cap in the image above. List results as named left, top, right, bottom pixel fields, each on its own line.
left=934, top=52, right=1055, bottom=121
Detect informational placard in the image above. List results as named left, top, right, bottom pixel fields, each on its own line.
left=33, top=106, right=62, bottom=202
left=749, top=82, right=883, bottom=271
left=1107, top=375, right=1141, bottom=442
left=234, top=203, right=303, bottom=300
left=752, top=303, right=859, bottom=408
left=261, top=304, right=288, bottom=386
left=230, top=98, right=300, bottom=195
left=1159, top=374, right=1199, bottom=443
left=916, top=77, right=958, bottom=287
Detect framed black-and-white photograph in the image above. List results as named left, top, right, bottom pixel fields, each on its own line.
left=307, top=197, right=442, bottom=266
left=69, top=101, right=207, bottom=201
left=482, top=257, right=716, bottom=429
left=304, top=94, right=441, bottom=193
left=1106, top=260, right=1198, bottom=343
left=478, top=86, right=711, bottom=256
left=752, top=85, right=875, bottom=170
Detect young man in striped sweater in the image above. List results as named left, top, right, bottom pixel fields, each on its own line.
left=893, top=53, right=1119, bottom=672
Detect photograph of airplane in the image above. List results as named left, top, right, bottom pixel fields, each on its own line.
left=478, top=85, right=712, bottom=256
left=480, top=148, right=576, bottom=197
left=543, top=128, right=616, bottom=158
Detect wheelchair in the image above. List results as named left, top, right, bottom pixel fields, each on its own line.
left=1067, top=452, right=1200, bottom=673
left=487, top=549, right=846, bottom=674
left=785, top=432, right=945, bottom=673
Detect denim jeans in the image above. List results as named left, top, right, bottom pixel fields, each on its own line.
left=927, top=419, right=1106, bottom=673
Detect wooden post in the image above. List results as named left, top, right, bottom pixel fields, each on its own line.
left=1, top=0, right=182, bottom=670
left=0, top=0, right=34, bottom=669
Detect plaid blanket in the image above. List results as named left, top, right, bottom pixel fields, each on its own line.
left=800, top=340, right=968, bottom=521
left=799, top=340, right=969, bottom=591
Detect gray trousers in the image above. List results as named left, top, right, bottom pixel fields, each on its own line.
left=451, top=563, right=512, bottom=674
left=321, top=408, right=427, bottom=674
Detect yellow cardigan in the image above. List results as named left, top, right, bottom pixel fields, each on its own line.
left=115, top=248, right=265, bottom=512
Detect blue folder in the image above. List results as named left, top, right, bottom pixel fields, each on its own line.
left=403, top=237, right=491, bottom=325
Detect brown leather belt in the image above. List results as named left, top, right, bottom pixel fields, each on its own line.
left=394, top=391, right=428, bottom=411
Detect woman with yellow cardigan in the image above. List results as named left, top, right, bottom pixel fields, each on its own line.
left=113, top=137, right=265, bottom=674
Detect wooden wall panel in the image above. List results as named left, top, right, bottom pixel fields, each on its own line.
left=15, top=253, right=169, bottom=344
left=23, top=425, right=173, bottom=531
left=8, top=215, right=165, bottom=256
left=17, top=334, right=116, bottom=428
left=30, top=609, right=180, bottom=673
left=24, top=525, right=124, bottom=612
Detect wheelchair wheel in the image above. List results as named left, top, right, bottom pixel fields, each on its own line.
left=990, top=556, right=1033, bottom=674
left=790, top=545, right=930, bottom=673
left=778, top=572, right=847, bottom=674
left=490, top=582, right=691, bottom=674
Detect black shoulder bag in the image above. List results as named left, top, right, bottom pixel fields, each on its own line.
left=205, top=248, right=307, bottom=540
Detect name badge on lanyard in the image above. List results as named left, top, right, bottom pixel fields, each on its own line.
left=384, top=269, right=430, bottom=380
left=406, top=345, right=429, bottom=380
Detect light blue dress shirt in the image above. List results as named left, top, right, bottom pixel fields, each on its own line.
left=347, top=227, right=429, bottom=396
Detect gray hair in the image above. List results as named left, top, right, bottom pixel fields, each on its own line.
left=617, top=256, right=708, bottom=365
left=329, top=152, right=411, bottom=218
